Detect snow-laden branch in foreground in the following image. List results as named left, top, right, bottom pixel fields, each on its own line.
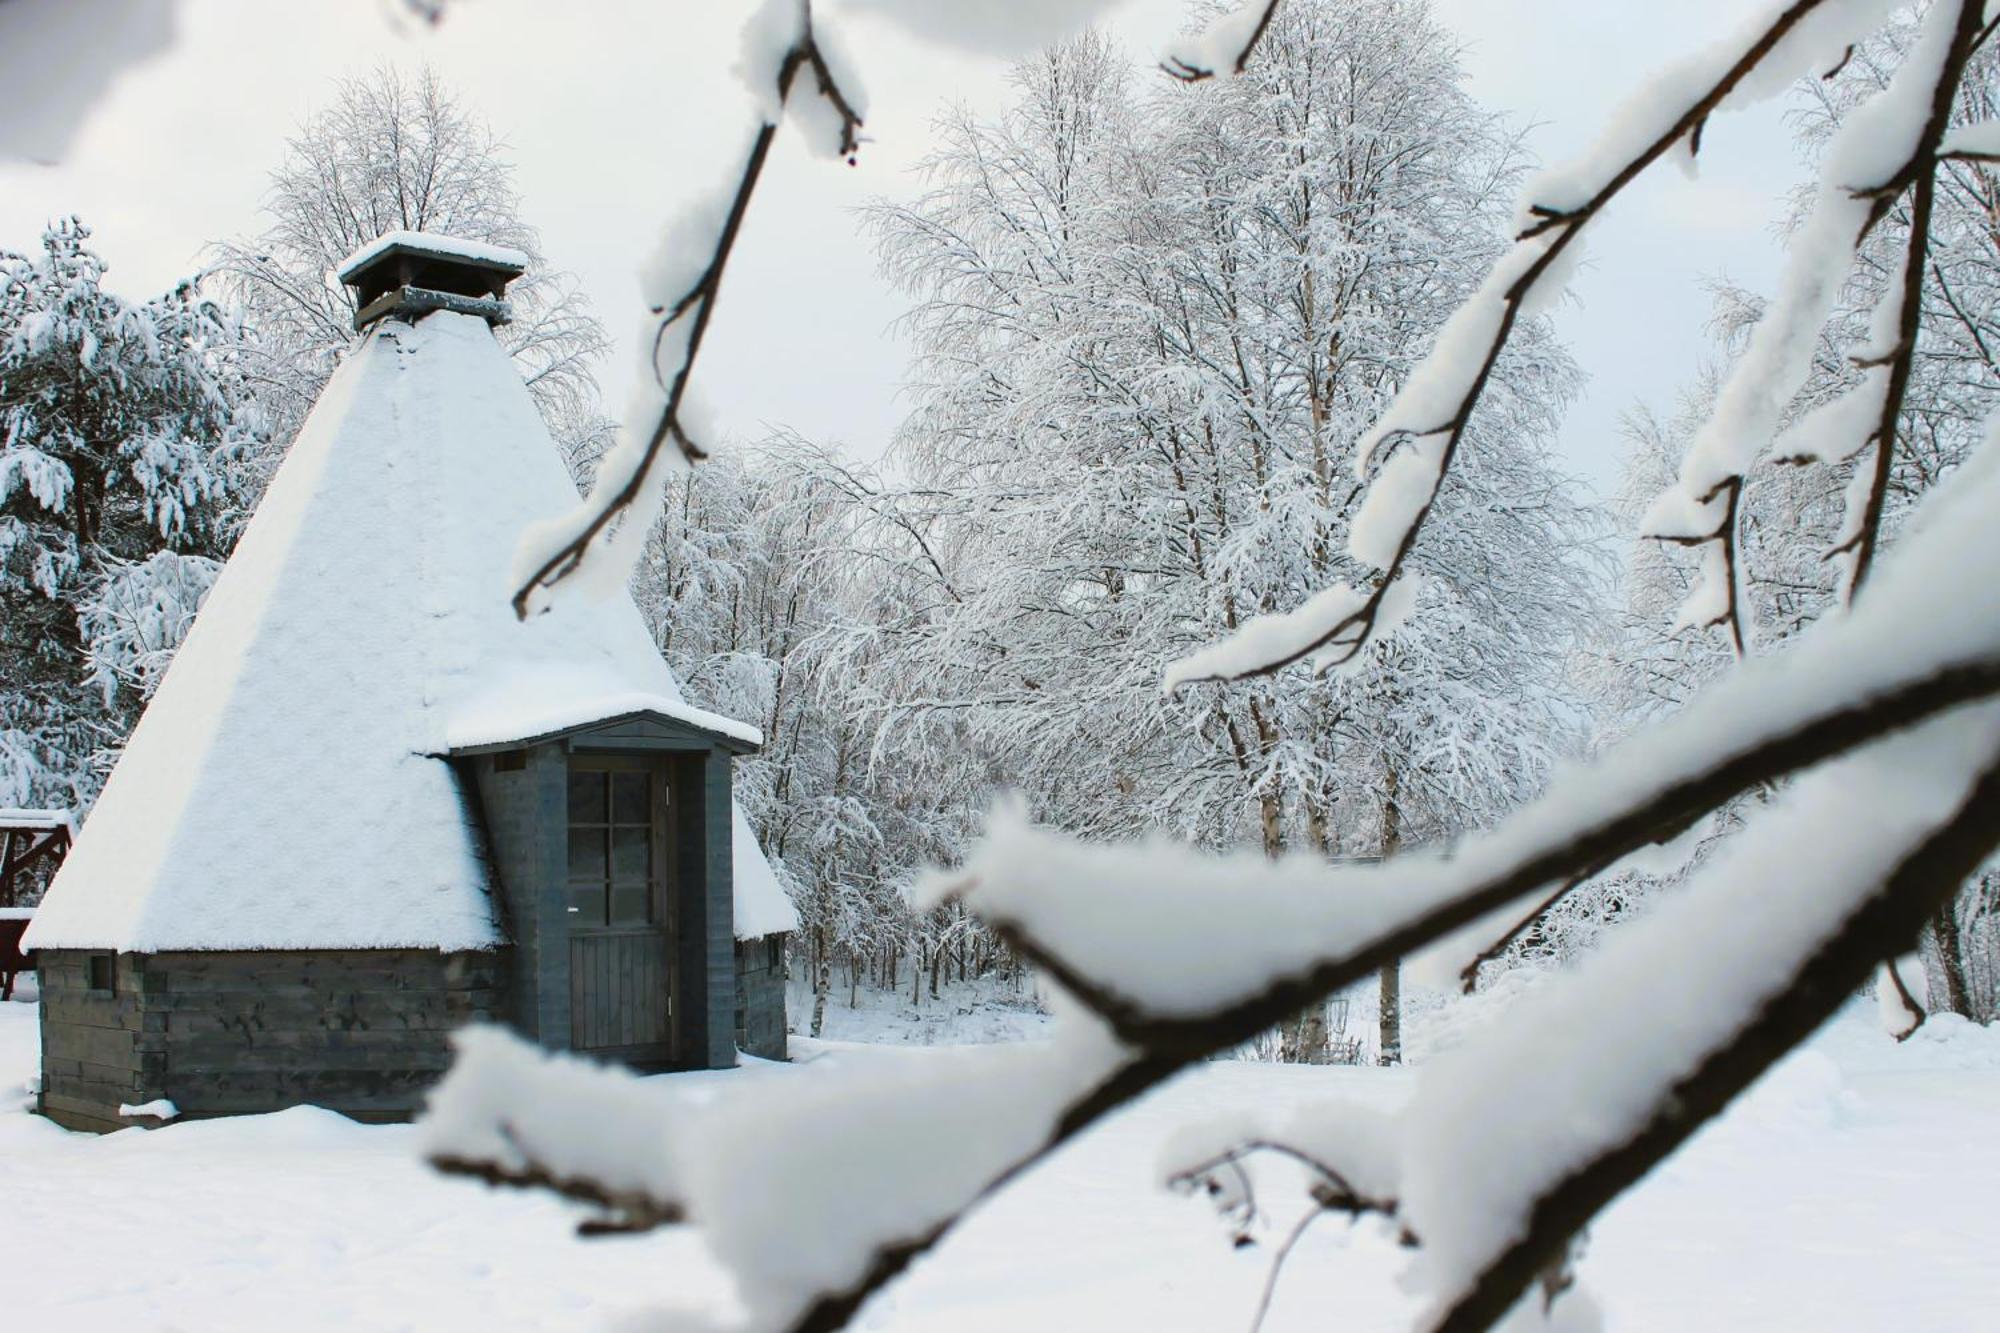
left=510, top=0, right=866, bottom=618
left=1643, top=0, right=1990, bottom=635
left=1162, top=703, right=2000, bottom=1333
left=431, top=415, right=2000, bottom=1333
left=425, top=1028, right=692, bottom=1235
left=1391, top=708, right=2000, bottom=1331
left=1167, top=0, right=1895, bottom=684
left=426, top=1012, right=1124, bottom=1333
left=1162, top=0, right=1284, bottom=81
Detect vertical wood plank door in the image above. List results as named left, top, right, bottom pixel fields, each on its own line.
left=566, top=762, right=677, bottom=1063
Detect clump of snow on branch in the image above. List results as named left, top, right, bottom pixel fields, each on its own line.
left=422, top=1026, right=693, bottom=1211
left=750, top=0, right=870, bottom=159
left=1162, top=583, right=1368, bottom=692
left=1642, top=0, right=1970, bottom=626
left=427, top=1011, right=1126, bottom=1328
left=1396, top=699, right=2000, bottom=1317
left=1876, top=958, right=1925, bottom=1039
left=1163, top=1098, right=1404, bottom=1211
left=1527, top=0, right=1894, bottom=208
left=681, top=1023, right=1122, bottom=1324
left=1351, top=241, right=1550, bottom=483
left=924, top=800, right=1431, bottom=1017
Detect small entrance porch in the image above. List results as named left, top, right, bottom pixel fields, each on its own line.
left=457, top=706, right=758, bottom=1071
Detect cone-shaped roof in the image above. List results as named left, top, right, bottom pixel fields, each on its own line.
left=29, top=308, right=795, bottom=951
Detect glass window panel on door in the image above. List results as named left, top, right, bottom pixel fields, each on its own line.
left=567, top=770, right=611, bottom=926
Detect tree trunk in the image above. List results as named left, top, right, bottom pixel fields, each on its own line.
left=1926, top=895, right=1973, bottom=1017
left=810, top=925, right=830, bottom=1038
left=1252, top=698, right=1284, bottom=860
left=1281, top=793, right=1337, bottom=1064
left=1379, top=763, right=1404, bottom=1067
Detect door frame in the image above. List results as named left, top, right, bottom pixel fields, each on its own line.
left=564, top=752, right=682, bottom=1064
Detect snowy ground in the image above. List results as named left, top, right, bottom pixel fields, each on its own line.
left=785, top=974, right=1056, bottom=1045
left=3, top=990, right=1997, bottom=1331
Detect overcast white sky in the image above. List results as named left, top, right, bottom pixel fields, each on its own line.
left=0, top=0, right=1807, bottom=495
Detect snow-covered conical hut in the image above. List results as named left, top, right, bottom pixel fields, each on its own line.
left=25, top=232, right=796, bottom=1132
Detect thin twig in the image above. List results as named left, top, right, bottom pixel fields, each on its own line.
left=429, top=1122, right=685, bottom=1236
left=1162, top=1, right=1284, bottom=82
left=1844, top=0, right=1988, bottom=596
left=1459, top=873, right=1586, bottom=995
left=510, top=7, right=864, bottom=618
left=1249, top=1209, right=1321, bottom=1333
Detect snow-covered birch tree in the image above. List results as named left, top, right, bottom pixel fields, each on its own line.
left=866, top=3, right=1599, bottom=1057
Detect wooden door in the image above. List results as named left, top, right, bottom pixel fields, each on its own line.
left=565, top=759, right=678, bottom=1062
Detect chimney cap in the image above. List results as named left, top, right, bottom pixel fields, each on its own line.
left=338, top=230, right=530, bottom=332
left=337, top=230, right=529, bottom=286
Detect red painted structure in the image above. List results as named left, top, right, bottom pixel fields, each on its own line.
left=0, top=810, right=72, bottom=998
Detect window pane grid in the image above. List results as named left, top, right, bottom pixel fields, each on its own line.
left=568, top=768, right=654, bottom=928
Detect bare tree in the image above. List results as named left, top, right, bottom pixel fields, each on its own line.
left=211, top=65, right=608, bottom=479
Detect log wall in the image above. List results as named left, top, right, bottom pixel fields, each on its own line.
left=734, top=933, right=788, bottom=1061
left=37, top=947, right=504, bottom=1132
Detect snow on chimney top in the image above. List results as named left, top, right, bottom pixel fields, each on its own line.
left=338, top=230, right=529, bottom=332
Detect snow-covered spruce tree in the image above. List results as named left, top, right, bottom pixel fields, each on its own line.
left=211, top=65, right=609, bottom=486
left=0, top=217, right=260, bottom=810
left=426, top=3, right=2000, bottom=1331
left=866, top=3, right=1599, bottom=1059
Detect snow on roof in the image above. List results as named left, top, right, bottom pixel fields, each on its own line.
left=336, top=230, right=530, bottom=284
left=27, top=309, right=792, bottom=951
left=0, top=808, right=73, bottom=834
left=733, top=812, right=799, bottom=938
left=447, top=681, right=762, bottom=752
